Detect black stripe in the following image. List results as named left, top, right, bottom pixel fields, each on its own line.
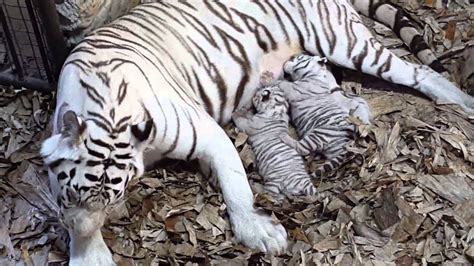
left=87, top=117, right=112, bottom=133
left=352, top=41, right=369, bottom=71
left=80, top=79, right=105, bottom=109
left=115, top=116, right=132, bottom=131
left=110, top=177, right=123, bottom=185
left=368, top=0, right=386, bottom=18
left=90, top=137, right=113, bottom=150
left=85, top=174, right=99, bottom=182
left=86, top=160, right=102, bottom=167
left=117, top=79, right=128, bottom=105
left=204, top=1, right=243, bottom=33
left=69, top=168, right=76, bottom=179
left=96, top=71, right=110, bottom=87
left=263, top=0, right=290, bottom=44
left=85, top=140, right=106, bottom=159
left=87, top=112, right=112, bottom=129
left=185, top=111, right=197, bottom=161
left=115, top=153, right=133, bottom=160
left=214, top=26, right=251, bottom=114
left=230, top=8, right=277, bottom=52
left=57, top=171, right=68, bottom=181
left=114, top=142, right=130, bottom=149
left=428, top=60, right=445, bottom=73
left=275, top=1, right=305, bottom=49
left=162, top=104, right=180, bottom=156
left=409, top=35, right=430, bottom=56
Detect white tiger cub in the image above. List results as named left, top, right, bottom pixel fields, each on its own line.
left=269, top=54, right=372, bottom=176
left=232, top=83, right=316, bottom=197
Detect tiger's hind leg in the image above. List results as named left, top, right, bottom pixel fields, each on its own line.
left=313, top=137, right=349, bottom=177
left=306, top=1, right=474, bottom=115
left=282, top=176, right=317, bottom=196
left=313, top=152, right=346, bottom=177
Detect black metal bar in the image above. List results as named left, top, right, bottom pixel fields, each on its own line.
left=0, top=72, right=52, bottom=92
left=25, top=0, right=54, bottom=83
left=0, top=5, right=24, bottom=79
left=34, top=0, right=68, bottom=78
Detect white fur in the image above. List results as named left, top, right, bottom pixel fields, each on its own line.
left=69, top=229, right=115, bottom=266
left=40, top=134, right=82, bottom=164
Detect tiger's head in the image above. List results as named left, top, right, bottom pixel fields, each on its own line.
left=283, top=54, right=328, bottom=81
left=252, top=85, right=289, bottom=118
left=41, top=110, right=153, bottom=237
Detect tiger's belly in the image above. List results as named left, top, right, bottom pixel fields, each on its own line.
left=258, top=45, right=303, bottom=81
left=227, top=45, right=304, bottom=121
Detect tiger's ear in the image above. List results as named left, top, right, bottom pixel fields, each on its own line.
left=60, top=111, right=87, bottom=146
left=41, top=110, right=87, bottom=164
left=130, top=119, right=154, bottom=151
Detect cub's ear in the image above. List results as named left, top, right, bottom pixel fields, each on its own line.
left=130, top=119, right=154, bottom=150
left=41, top=110, right=87, bottom=164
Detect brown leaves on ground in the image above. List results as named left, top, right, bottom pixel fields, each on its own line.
left=1, top=0, right=473, bottom=265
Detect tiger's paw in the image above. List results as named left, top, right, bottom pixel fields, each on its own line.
left=230, top=209, right=287, bottom=254
left=418, top=66, right=474, bottom=116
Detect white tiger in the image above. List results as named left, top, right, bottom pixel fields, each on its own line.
left=41, top=1, right=474, bottom=265
left=267, top=54, right=371, bottom=175
left=232, top=83, right=316, bottom=197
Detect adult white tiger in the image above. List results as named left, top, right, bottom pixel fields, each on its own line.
left=41, top=0, right=474, bottom=265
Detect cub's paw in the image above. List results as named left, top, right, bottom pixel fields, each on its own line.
left=350, top=104, right=372, bottom=125
left=279, top=134, right=297, bottom=149
left=232, top=108, right=248, bottom=119
left=231, top=209, right=287, bottom=254
left=260, top=71, right=275, bottom=86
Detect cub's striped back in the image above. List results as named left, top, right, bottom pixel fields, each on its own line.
left=232, top=86, right=316, bottom=197
left=276, top=55, right=371, bottom=176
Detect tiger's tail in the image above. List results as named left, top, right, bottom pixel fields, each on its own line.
left=351, top=0, right=446, bottom=74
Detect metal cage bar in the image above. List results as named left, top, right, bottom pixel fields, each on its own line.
left=0, top=0, right=67, bottom=92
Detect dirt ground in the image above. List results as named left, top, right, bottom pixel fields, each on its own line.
left=1, top=1, right=473, bottom=265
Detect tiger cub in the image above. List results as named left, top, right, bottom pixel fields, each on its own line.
left=269, top=54, right=372, bottom=176
left=232, top=83, right=316, bottom=197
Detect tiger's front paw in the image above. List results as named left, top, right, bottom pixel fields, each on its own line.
left=230, top=209, right=287, bottom=254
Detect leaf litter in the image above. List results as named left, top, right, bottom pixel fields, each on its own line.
left=1, top=1, right=473, bottom=264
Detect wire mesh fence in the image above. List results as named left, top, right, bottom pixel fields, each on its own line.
left=0, top=0, right=66, bottom=92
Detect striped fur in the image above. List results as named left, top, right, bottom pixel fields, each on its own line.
left=351, top=0, right=446, bottom=74
left=275, top=54, right=371, bottom=176
left=57, top=0, right=449, bottom=76
left=41, top=1, right=474, bottom=264
left=232, top=86, right=316, bottom=197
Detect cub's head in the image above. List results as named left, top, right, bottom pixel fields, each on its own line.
left=283, top=54, right=328, bottom=81
left=252, top=85, right=289, bottom=117
left=41, top=110, right=153, bottom=237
